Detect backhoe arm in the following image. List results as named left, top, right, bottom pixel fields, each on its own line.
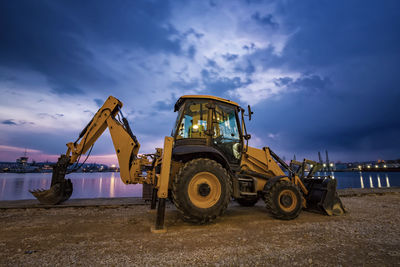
left=65, top=96, right=136, bottom=163
left=64, top=96, right=142, bottom=183
left=30, top=96, right=147, bottom=204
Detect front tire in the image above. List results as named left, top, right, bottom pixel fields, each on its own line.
left=265, top=180, right=302, bottom=220
left=172, top=158, right=232, bottom=224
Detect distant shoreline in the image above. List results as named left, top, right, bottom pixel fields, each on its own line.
left=0, top=170, right=120, bottom=174
left=328, top=169, right=400, bottom=173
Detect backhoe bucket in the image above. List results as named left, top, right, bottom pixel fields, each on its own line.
left=30, top=155, right=73, bottom=205
left=303, top=178, right=345, bottom=216
left=30, top=179, right=73, bottom=205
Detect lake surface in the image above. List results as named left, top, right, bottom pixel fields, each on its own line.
left=317, top=171, right=399, bottom=189
left=0, top=172, right=142, bottom=201
left=0, top=171, right=399, bottom=201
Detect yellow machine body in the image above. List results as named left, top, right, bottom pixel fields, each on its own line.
left=30, top=95, right=345, bottom=232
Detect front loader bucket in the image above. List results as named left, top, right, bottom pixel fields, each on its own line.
left=303, top=178, right=345, bottom=216
left=30, top=154, right=73, bottom=205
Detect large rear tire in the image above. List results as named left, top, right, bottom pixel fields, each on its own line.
left=172, top=158, right=232, bottom=224
left=265, top=180, right=302, bottom=220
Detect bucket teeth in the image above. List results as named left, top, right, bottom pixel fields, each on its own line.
left=30, top=179, right=73, bottom=205
left=29, top=155, right=73, bottom=205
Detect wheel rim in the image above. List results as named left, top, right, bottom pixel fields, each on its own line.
left=188, top=172, right=221, bottom=209
left=278, top=189, right=297, bottom=212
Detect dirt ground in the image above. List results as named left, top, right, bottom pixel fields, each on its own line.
left=1, top=193, right=399, bottom=266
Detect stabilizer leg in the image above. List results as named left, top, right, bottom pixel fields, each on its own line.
left=151, top=198, right=167, bottom=233
left=150, top=188, right=158, bottom=210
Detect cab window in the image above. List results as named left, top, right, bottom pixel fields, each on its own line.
left=213, top=104, right=242, bottom=162
left=176, top=101, right=208, bottom=139
left=213, top=105, right=240, bottom=141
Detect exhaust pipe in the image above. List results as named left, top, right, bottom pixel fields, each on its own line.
left=30, top=155, right=73, bottom=205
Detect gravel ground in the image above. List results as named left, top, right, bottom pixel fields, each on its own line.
left=1, top=193, right=399, bottom=266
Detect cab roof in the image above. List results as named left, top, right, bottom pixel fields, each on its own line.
left=174, top=95, right=240, bottom=111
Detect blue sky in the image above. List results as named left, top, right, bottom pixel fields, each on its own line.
left=0, top=0, right=399, bottom=164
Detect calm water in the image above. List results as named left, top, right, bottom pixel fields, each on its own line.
left=0, top=171, right=399, bottom=201
left=317, top=171, right=400, bottom=189
left=0, top=172, right=142, bottom=201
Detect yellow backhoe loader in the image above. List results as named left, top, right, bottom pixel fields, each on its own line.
left=30, top=95, right=345, bottom=232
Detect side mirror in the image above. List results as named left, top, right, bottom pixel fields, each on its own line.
left=244, top=134, right=251, bottom=140
left=247, top=105, right=253, bottom=121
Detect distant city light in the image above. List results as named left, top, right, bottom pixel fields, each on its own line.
left=367, top=165, right=371, bottom=168
left=384, top=165, right=387, bottom=168
left=358, top=165, right=362, bottom=169
left=111, top=164, right=116, bottom=168
left=375, top=165, right=378, bottom=168
left=323, top=164, right=326, bottom=167
left=329, top=163, right=334, bottom=167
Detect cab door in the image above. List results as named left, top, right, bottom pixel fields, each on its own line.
left=212, top=103, right=243, bottom=164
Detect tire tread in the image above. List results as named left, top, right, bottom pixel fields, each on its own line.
left=172, top=158, right=232, bottom=224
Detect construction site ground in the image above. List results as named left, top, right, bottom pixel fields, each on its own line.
left=1, top=188, right=399, bottom=266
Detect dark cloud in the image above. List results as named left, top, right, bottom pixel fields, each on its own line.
left=273, top=74, right=331, bottom=92
left=37, top=113, right=65, bottom=120
left=209, top=0, right=217, bottom=7
left=2, top=120, right=17, bottom=125
left=94, top=99, right=104, bottom=108
left=251, top=74, right=400, bottom=161
left=187, top=45, right=197, bottom=59
left=0, top=1, right=112, bottom=95
left=242, top=43, right=256, bottom=52
left=1, top=119, right=34, bottom=126
left=201, top=69, right=250, bottom=96
left=292, top=74, right=331, bottom=92
left=59, top=1, right=180, bottom=53
left=0, top=0, right=399, bottom=162
left=222, top=53, right=239, bottom=61
left=234, top=60, right=255, bottom=75
left=171, top=79, right=200, bottom=91
left=182, top=28, right=204, bottom=39
left=154, top=101, right=172, bottom=111
left=243, top=45, right=283, bottom=69
left=274, top=77, right=293, bottom=87
left=239, top=0, right=400, bottom=161
left=206, top=59, right=219, bottom=69
left=0, top=0, right=180, bottom=95
left=251, top=12, right=278, bottom=28
left=2, top=129, right=80, bottom=155
left=276, top=1, right=400, bottom=68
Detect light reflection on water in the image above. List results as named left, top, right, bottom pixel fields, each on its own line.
left=377, top=174, right=382, bottom=188
left=358, top=172, right=393, bottom=189
left=369, top=175, right=374, bottom=188
left=386, top=174, right=391, bottom=187
left=302, top=171, right=399, bottom=190
left=0, top=171, right=399, bottom=201
left=0, top=172, right=142, bottom=201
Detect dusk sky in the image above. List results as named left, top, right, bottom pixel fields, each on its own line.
left=1, top=0, right=399, bottom=165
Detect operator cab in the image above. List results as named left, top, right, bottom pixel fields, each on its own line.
left=172, top=95, right=245, bottom=165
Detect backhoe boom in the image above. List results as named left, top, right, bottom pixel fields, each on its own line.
left=30, top=96, right=154, bottom=204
